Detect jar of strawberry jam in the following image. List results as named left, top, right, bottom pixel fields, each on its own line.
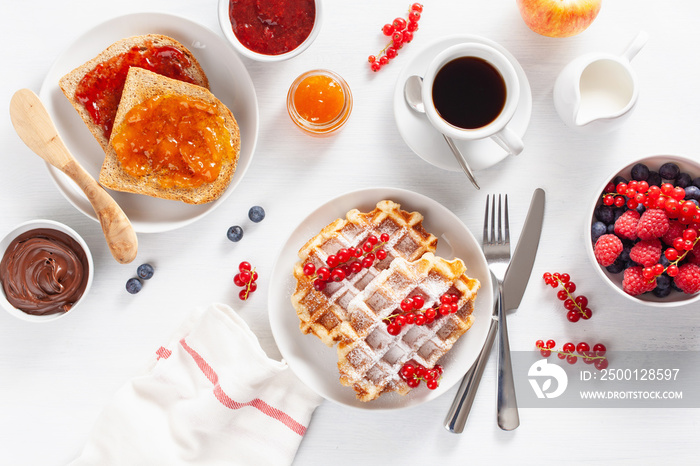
left=286, top=69, right=352, bottom=136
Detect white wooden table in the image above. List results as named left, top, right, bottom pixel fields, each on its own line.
left=1, top=1, right=699, bottom=464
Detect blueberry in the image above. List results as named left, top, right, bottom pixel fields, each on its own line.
left=653, top=285, right=672, bottom=298
left=630, top=163, right=650, bottom=181
left=656, top=274, right=672, bottom=290
left=646, top=171, right=662, bottom=187
left=591, top=222, right=607, bottom=243
left=137, top=263, right=154, bottom=280
left=685, top=185, right=700, bottom=201
left=126, top=278, right=142, bottom=294
left=248, top=206, right=266, bottom=223
left=227, top=225, right=244, bottom=242
left=613, top=175, right=628, bottom=186
left=594, top=205, right=615, bottom=224
left=659, top=162, right=680, bottom=180
left=694, top=177, right=700, bottom=189
left=607, top=223, right=615, bottom=234
left=660, top=255, right=671, bottom=267
left=676, top=172, right=692, bottom=188
left=606, top=258, right=626, bottom=274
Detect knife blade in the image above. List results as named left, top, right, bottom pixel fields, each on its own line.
left=444, top=188, right=546, bottom=433
left=502, top=187, right=546, bottom=311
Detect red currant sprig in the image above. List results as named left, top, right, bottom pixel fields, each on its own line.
left=399, top=361, right=442, bottom=390
left=542, top=272, right=592, bottom=322
left=535, top=340, right=608, bottom=370
left=234, top=261, right=259, bottom=300
left=368, top=3, right=423, bottom=72
left=602, top=180, right=700, bottom=223
left=303, top=233, right=390, bottom=291
left=383, top=292, right=460, bottom=335
left=644, top=227, right=699, bottom=280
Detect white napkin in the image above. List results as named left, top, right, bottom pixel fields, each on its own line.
left=69, top=303, right=322, bottom=466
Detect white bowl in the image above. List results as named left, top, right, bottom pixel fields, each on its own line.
left=218, top=0, right=322, bottom=62
left=586, top=154, right=700, bottom=308
left=0, top=220, right=94, bottom=322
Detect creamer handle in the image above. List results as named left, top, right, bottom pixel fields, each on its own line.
left=622, top=31, right=649, bottom=62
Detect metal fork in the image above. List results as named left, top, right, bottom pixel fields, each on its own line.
left=484, top=194, right=520, bottom=431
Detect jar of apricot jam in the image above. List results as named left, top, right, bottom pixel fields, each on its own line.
left=286, top=69, right=352, bottom=136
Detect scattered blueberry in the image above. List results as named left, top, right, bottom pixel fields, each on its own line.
left=659, top=162, right=680, bottom=180
left=227, top=225, right=244, bottom=242
left=137, top=263, right=154, bottom=280
left=630, top=163, right=649, bottom=181
left=676, top=172, right=692, bottom=188
left=594, top=205, right=615, bottom=224
left=646, top=171, right=662, bottom=187
left=248, top=206, right=266, bottom=223
left=591, top=222, right=607, bottom=243
left=126, top=278, right=142, bottom=294
left=685, top=185, right=700, bottom=201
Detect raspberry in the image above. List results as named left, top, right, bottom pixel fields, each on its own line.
left=594, top=234, right=623, bottom=266
left=622, top=266, right=656, bottom=296
left=629, top=239, right=662, bottom=267
left=636, top=209, right=670, bottom=240
left=661, top=220, right=685, bottom=245
left=614, top=209, right=640, bottom=241
left=674, top=264, right=700, bottom=294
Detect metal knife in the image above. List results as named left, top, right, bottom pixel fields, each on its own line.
left=444, top=188, right=545, bottom=433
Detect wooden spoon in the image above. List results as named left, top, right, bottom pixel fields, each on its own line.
left=9, top=88, right=138, bottom=264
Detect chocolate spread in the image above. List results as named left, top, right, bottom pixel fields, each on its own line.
left=0, top=228, right=89, bottom=316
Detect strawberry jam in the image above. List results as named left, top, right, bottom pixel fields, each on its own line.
left=74, top=42, right=198, bottom=139
left=110, top=95, right=233, bottom=190
left=228, top=0, right=315, bottom=56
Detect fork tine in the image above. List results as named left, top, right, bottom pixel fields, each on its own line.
left=483, top=194, right=490, bottom=244
left=497, top=195, right=503, bottom=244
left=504, top=194, right=510, bottom=245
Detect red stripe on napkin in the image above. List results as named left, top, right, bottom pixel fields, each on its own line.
left=156, top=346, right=172, bottom=360
left=179, top=338, right=307, bottom=436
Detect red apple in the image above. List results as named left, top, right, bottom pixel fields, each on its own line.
left=516, top=0, right=602, bottom=38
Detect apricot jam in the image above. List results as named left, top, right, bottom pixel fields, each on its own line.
left=287, top=70, right=352, bottom=136
left=74, top=42, right=198, bottom=139
left=111, top=95, right=233, bottom=189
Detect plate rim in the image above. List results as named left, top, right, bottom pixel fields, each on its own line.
left=267, top=187, right=493, bottom=411
left=38, top=11, right=259, bottom=233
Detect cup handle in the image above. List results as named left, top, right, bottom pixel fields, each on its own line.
left=491, top=126, right=524, bottom=156
left=622, top=31, right=649, bottom=63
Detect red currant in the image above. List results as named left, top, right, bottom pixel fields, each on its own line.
left=239, top=261, right=252, bottom=272
left=576, top=342, right=590, bottom=354
left=303, top=263, right=315, bottom=276
left=563, top=342, right=575, bottom=353
left=392, top=17, right=407, bottom=30
left=385, top=47, right=398, bottom=59
left=594, top=358, right=609, bottom=370
left=239, top=289, right=250, bottom=300
left=313, top=279, right=326, bottom=291
left=411, top=3, right=423, bottom=12
left=412, top=295, right=425, bottom=308
left=593, top=343, right=607, bottom=356
left=382, top=24, right=394, bottom=36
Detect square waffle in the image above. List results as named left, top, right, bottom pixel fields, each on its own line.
left=336, top=253, right=479, bottom=401
left=291, top=200, right=438, bottom=347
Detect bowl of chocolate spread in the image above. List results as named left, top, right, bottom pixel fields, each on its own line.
left=0, top=219, right=93, bottom=322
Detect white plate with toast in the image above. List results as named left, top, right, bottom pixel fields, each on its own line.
left=268, top=187, right=493, bottom=410
left=39, top=12, right=259, bottom=233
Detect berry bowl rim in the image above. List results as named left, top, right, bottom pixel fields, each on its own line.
left=0, top=219, right=94, bottom=323
left=217, top=0, right=323, bottom=63
left=586, top=154, right=700, bottom=308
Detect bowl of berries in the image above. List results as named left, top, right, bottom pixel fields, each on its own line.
left=588, top=155, right=700, bottom=306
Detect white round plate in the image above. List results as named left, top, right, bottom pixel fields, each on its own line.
left=39, top=12, right=259, bottom=233
left=268, top=187, right=493, bottom=410
left=393, top=34, right=532, bottom=173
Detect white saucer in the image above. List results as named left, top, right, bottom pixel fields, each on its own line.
left=393, top=34, right=532, bottom=172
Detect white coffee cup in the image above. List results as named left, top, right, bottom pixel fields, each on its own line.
left=422, top=43, right=524, bottom=156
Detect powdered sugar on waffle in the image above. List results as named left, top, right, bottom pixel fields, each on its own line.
left=336, top=254, right=479, bottom=401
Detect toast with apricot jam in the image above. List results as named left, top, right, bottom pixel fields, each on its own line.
left=99, top=67, right=240, bottom=205
left=59, top=34, right=209, bottom=153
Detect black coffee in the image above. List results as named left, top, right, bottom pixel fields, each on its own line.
left=432, top=56, right=506, bottom=129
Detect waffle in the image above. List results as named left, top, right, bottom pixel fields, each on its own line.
left=336, top=253, right=479, bottom=401
left=291, top=200, right=438, bottom=347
